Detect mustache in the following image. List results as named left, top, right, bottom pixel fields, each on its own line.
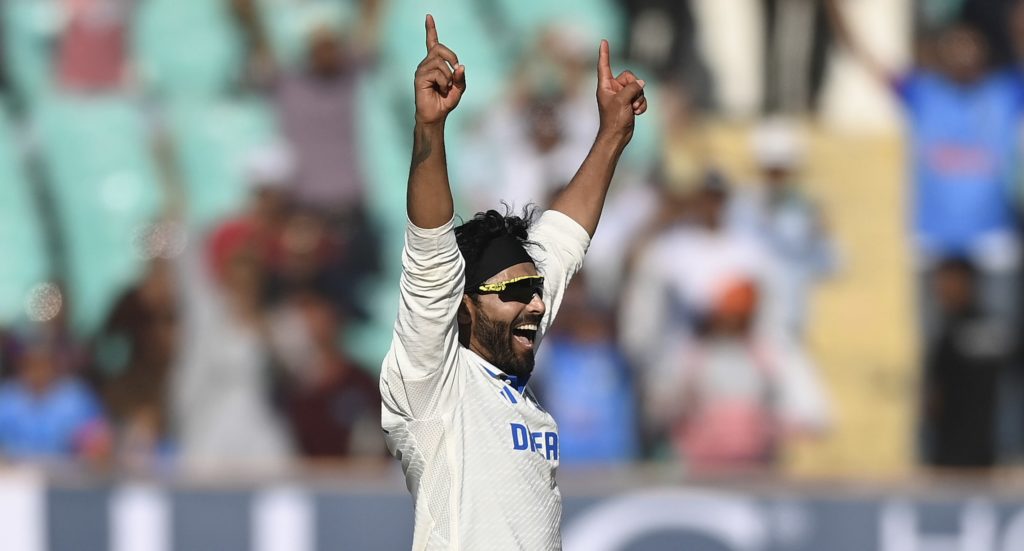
left=512, top=315, right=543, bottom=327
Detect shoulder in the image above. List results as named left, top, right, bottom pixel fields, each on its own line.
left=988, top=68, right=1024, bottom=86
left=892, top=69, right=939, bottom=103
left=986, top=69, right=1024, bottom=100
left=529, top=210, right=590, bottom=244
left=526, top=210, right=591, bottom=269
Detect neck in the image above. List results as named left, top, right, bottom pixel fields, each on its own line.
left=465, top=344, right=531, bottom=378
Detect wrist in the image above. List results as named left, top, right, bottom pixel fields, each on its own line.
left=414, top=117, right=446, bottom=133
left=594, top=128, right=630, bottom=154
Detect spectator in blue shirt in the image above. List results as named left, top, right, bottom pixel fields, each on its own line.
left=827, top=1, right=1020, bottom=339
left=534, top=274, right=639, bottom=465
left=828, top=0, right=1022, bottom=458
left=0, top=327, right=111, bottom=463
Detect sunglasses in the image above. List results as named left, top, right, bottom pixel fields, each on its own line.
left=474, top=275, right=545, bottom=303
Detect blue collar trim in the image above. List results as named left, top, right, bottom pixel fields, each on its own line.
left=480, top=365, right=530, bottom=394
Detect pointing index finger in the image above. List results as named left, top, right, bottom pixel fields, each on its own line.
left=425, top=14, right=438, bottom=52
left=598, top=40, right=613, bottom=84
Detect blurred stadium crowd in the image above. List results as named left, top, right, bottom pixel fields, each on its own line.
left=0, top=0, right=1020, bottom=479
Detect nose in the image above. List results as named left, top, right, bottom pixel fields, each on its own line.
left=527, top=293, right=546, bottom=317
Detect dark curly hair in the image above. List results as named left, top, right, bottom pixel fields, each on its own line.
left=455, top=204, right=539, bottom=285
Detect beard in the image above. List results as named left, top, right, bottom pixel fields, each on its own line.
left=474, top=309, right=535, bottom=377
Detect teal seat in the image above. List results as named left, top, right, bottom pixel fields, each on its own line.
left=0, top=104, right=49, bottom=325
left=133, top=0, right=244, bottom=98
left=35, top=95, right=163, bottom=335
left=2, top=0, right=61, bottom=104
left=346, top=69, right=406, bottom=368
left=378, top=0, right=509, bottom=120
left=167, top=97, right=278, bottom=232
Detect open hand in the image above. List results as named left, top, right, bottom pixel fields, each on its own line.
left=414, top=15, right=467, bottom=125
left=596, top=40, right=647, bottom=143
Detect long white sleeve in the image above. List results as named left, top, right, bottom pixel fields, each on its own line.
left=380, top=217, right=466, bottom=419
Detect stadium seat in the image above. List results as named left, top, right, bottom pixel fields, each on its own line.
left=2, top=0, right=61, bottom=104
left=34, top=95, right=163, bottom=335
left=377, top=0, right=509, bottom=119
left=0, top=101, right=49, bottom=325
left=167, top=97, right=279, bottom=232
left=133, top=0, right=244, bottom=98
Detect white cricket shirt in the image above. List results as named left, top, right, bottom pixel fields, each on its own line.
left=380, top=210, right=590, bottom=550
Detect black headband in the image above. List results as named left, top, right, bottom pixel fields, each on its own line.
left=464, top=234, right=535, bottom=292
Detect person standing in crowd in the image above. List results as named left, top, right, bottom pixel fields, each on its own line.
left=233, top=0, right=370, bottom=214
left=729, top=119, right=839, bottom=339
left=233, top=1, right=383, bottom=321
left=620, top=175, right=829, bottom=462
left=828, top=0, right=1022, bottom=456
left=647, top=280, right=829, bottom=473
left=90, top=257, right=178, bottom=466
left=923, top=258, right=1008, bottom=468
left=459, top=25, right=606, bottom=214
left=533, top=274, right=638, bottom=465
left=828, top=0, right=1020, bottom=339
left=281, top=291, right=383, bottom=459
left=0, top=325, right=112, bottom=464
left=208, top=142, right=293, bottom=271
left=172, top=162, right=295, bottom=469
left=620, top=173, right=778, bottom=373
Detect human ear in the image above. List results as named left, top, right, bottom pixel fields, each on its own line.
left=458, top=294, right=474, bottom=325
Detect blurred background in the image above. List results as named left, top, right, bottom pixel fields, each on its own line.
left=1, top=0, right=1024, bottom=549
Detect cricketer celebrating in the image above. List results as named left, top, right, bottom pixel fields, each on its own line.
left=380, top=14, right=647, bottom=550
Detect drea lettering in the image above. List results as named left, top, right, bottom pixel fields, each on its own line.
left=510, top=423, right=558, bottom=461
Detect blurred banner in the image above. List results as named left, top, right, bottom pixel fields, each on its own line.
left=8, top=469, right=1024, bottom=551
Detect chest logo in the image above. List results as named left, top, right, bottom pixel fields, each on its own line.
left=510, top=423, right=558, bottom=461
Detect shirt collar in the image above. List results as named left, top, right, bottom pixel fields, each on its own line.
left=469, top=350, right=531, bottom=393
left=497, top=371, right=530, bottom=394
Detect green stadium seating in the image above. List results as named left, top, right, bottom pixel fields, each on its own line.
left=2, top=0, right=61, bottom=104
left=167, top=97, right=278, bottom=232
left=378, top=0, right=509, bottom=119
left=0, top=101, right=49, bottom=325
left=34, top=95, right=163, bottom=335
left=133, top=0, right=244, bottom=98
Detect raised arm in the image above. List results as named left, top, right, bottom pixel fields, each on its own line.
left=824, top=0, right=898, bottom=87
left=380, top=16, right=469, bottom=415
left=550, top=40, right=648, bottom=237
left=407, top=14, right=466, bottom=229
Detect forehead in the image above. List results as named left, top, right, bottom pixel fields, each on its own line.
left=482, top=262, right=538, bottom=284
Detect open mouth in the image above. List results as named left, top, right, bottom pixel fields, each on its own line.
left=511, top=323, right=538, bottom=350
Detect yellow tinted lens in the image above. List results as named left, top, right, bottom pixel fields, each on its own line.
left=477, top=275, right=544, bottom=293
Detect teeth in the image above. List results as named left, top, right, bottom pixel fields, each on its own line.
left=516, top=324, right=538, bottom=331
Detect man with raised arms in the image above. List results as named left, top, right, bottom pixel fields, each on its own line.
left=380, top=14, right=647, bottom=550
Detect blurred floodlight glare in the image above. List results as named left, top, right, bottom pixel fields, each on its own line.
left=24, top=282, right=62, bottom=322
left=132, top=221, right=187, bottom=259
